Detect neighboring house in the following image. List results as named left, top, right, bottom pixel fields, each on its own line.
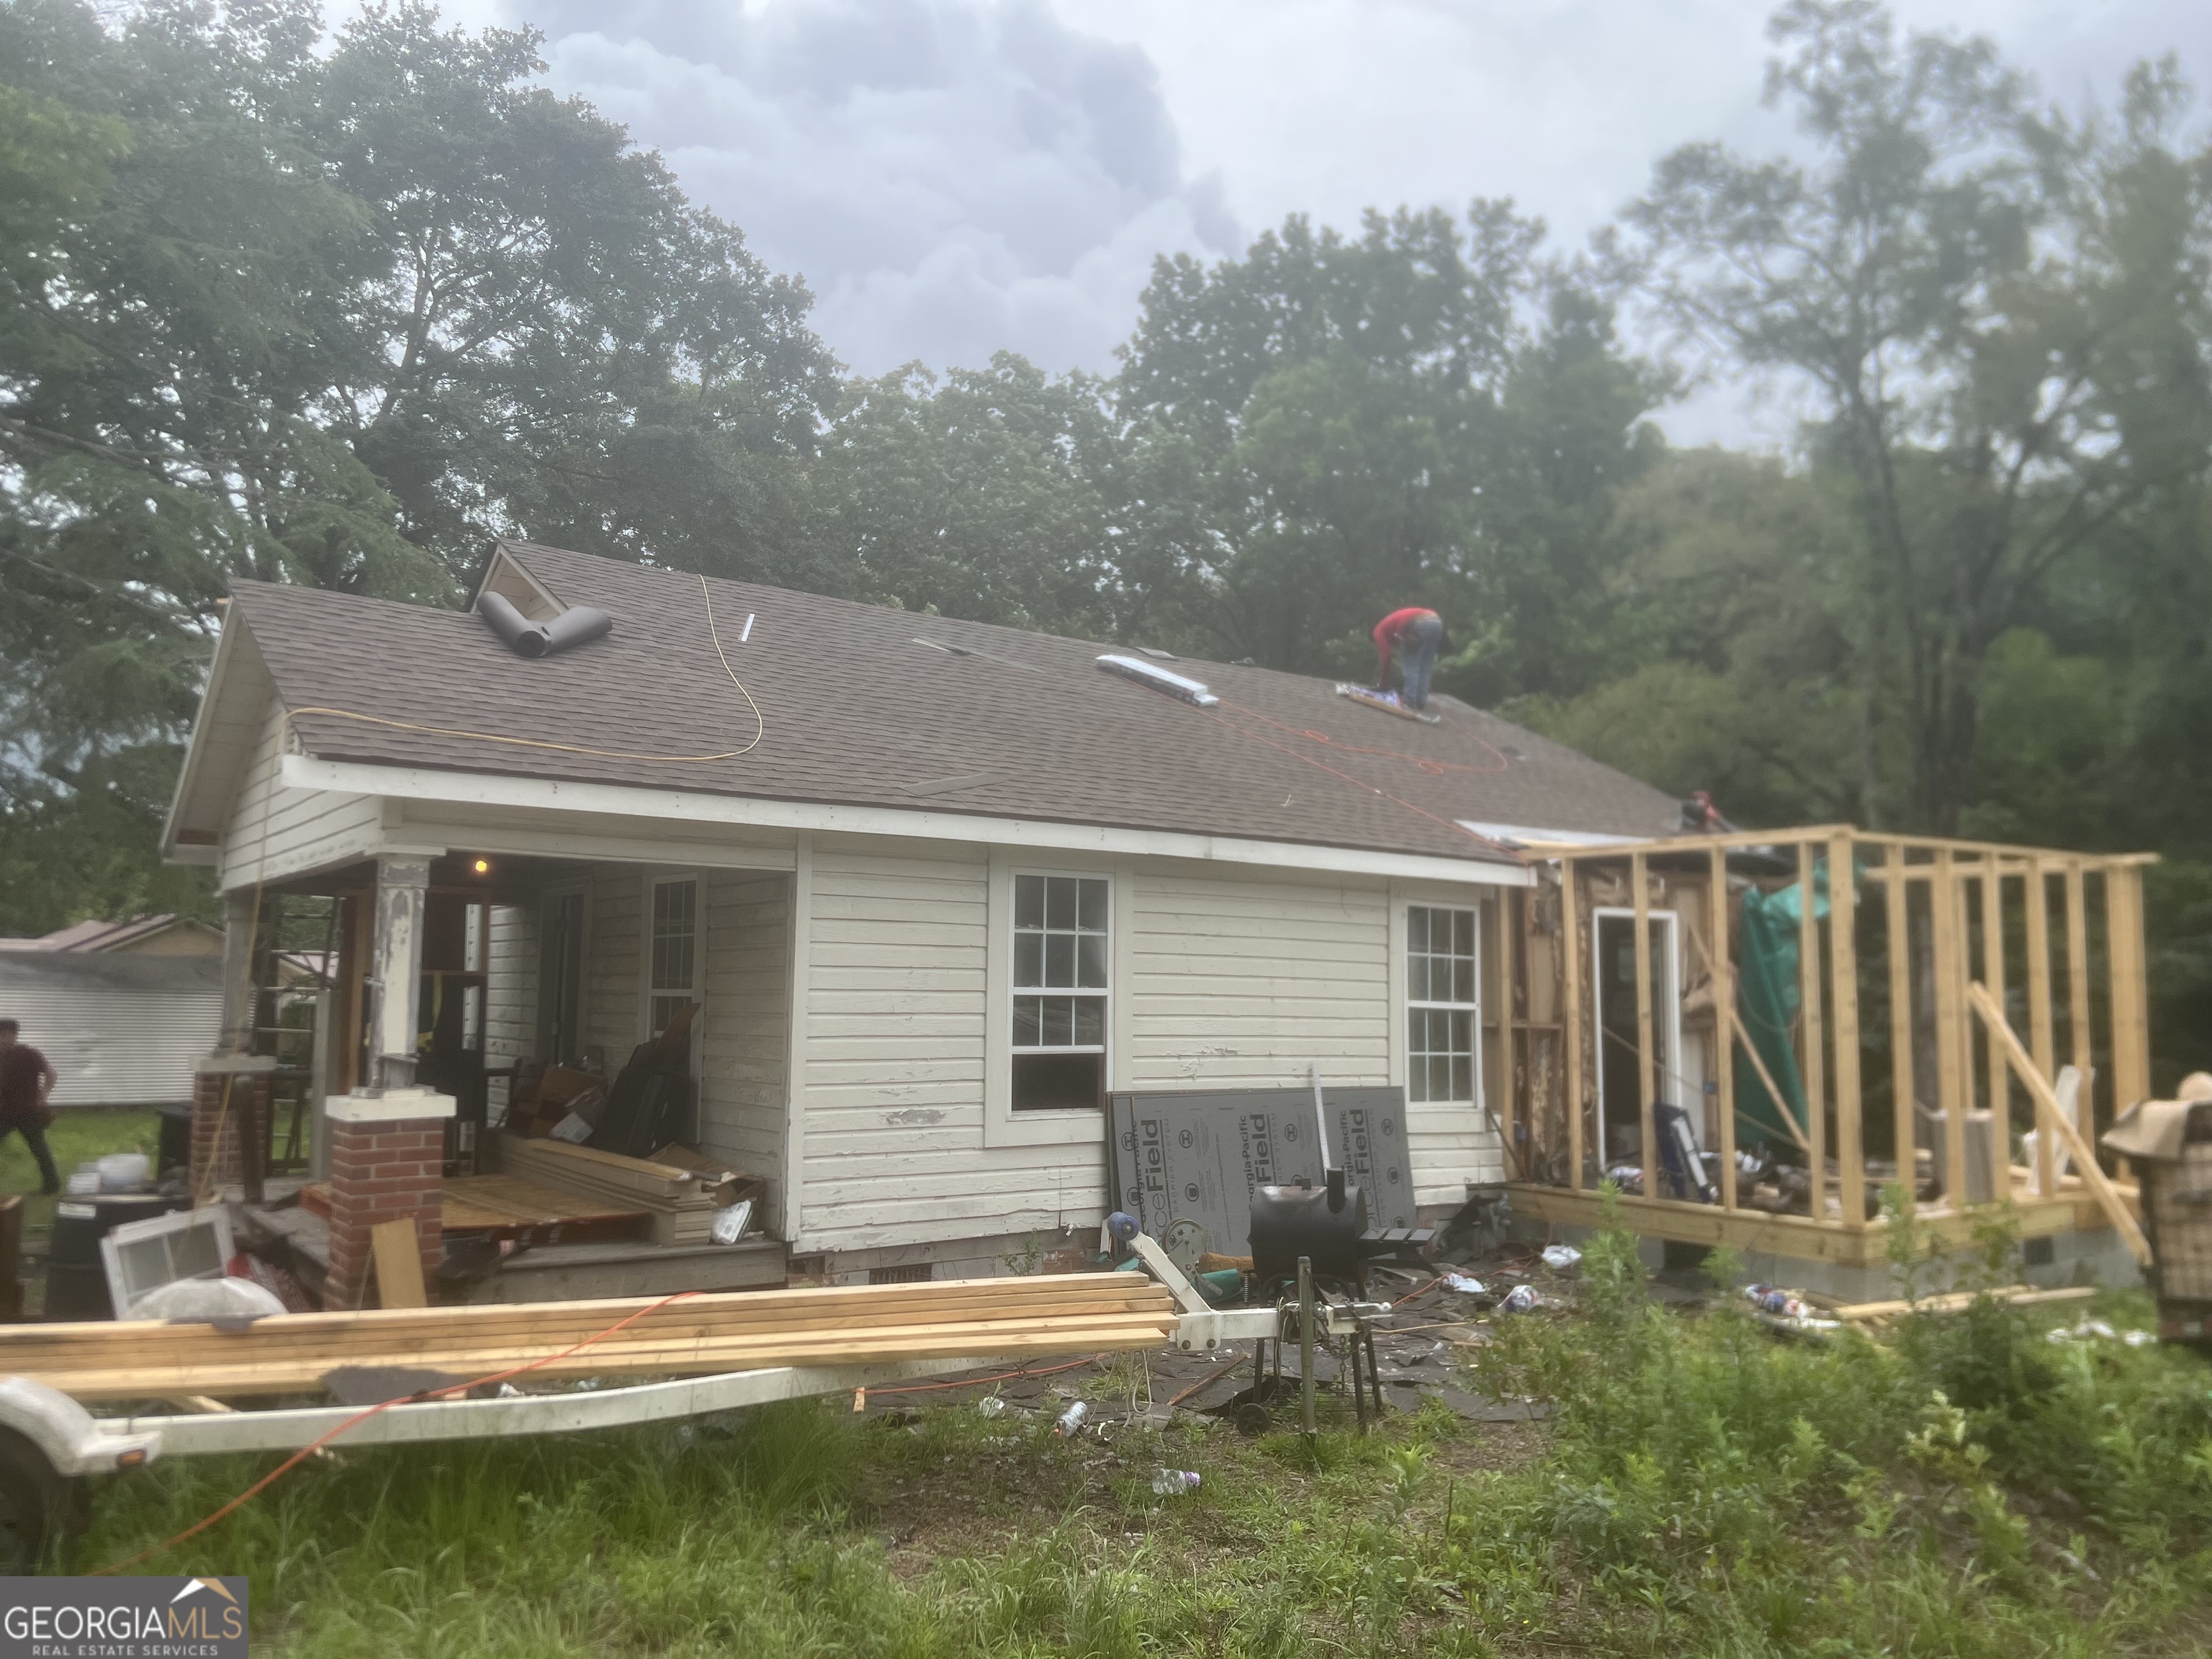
left=0, top=917, right=224, bottom=1110
left=159, top=539, right=1686, bottom=1279
left=0, top=914, right=222, bottom=956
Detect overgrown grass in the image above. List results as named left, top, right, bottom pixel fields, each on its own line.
left=66, top=1211, right=2212, bottom=1656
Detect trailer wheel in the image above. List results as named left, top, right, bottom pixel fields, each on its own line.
left=0, top=1427, right=87, bottom=1573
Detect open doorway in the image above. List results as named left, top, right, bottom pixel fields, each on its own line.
left=1591, top=907, right=1681, bottom=1169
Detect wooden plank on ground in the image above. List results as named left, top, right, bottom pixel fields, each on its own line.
left=1834, top=1284, right=2097, bottom=1323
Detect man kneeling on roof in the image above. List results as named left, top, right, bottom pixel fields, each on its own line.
left=1372, top=606, right=1446, bottom=711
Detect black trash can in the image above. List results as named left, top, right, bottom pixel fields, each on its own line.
left=45, top=1202, right=112, bottom=1321
left=156, top=1104, right=194, bottom=1179
left=42, top=1192, right=190, bottom=1322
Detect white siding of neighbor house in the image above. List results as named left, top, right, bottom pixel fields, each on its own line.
left=220, top=703, right=384, bottom=890
left=11, top=983, right=221, bottom=1107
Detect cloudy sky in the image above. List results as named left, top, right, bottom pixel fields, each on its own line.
left=441, top=0, right=2210, bottom=444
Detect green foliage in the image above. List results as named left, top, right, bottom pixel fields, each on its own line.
left=0, top=0, right=830, bottom=932
left=71, top=1213, right=2212, bottom=1655
left=5, top=0, right=2212, bottom=1071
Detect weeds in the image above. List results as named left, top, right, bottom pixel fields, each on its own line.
left=71, top=1210, right=2212, bottom=1655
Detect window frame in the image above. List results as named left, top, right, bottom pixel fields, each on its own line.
left=984, top=851, right=1130, bottom=1148
left=1009, top=870, right=1112, bottom=1079
left=1403, top=901, right=1483, bottom=1108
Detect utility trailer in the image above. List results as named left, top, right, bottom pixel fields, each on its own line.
left=0, top=1260, right=1233, bottom=1570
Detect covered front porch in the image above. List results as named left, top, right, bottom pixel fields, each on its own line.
left=1488, top=824, right=2155, bottom=1296
left=219, top=824, right=801, bottom=1308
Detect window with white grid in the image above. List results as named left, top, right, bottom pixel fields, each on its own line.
left=1011, top=873, right=1109, bottom=1111
left=648, top=876, right=698, bottom=1038
left=1407, top=904, right=1479, bottom=1105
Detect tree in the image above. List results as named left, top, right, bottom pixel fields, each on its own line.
left=807, top=355, right=1121, bottom=635
left=1620, top=0, right=2212, bottom=833
left=1119, top=207, right=1662, bottom=682
left=0, top=0, right=835, bottom=930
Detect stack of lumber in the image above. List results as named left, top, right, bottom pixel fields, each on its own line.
left=490, top=1134, right=737, bottom=1245
left=0, top=1274, right=1179, bottom=1402
left=299, top=1176, right=648, bottom=1244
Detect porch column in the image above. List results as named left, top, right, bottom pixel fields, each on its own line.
left=322, top=1089, right=454, bottom=1310
left=364, top=854, right=431, bottom=1093
left=189, top=1051, right=277, bottom=1203
left=217, top=888, right=258, bottom=1053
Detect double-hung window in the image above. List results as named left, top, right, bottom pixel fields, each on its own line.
left=1011, top=873, right=1109, bottom=1111
left=648, top=876, right=699, bottom=1039
left=1406, top=904, right=1479, bottom=1105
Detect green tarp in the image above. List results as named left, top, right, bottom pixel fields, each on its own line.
left=1732, top=857, right=1830, bottom=1148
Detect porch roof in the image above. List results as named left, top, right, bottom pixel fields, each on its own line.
left=198, top=540, right=1681, bottom=869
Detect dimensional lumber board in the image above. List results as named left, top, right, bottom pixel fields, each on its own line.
left=1, top=1274, right=1179, bottom=1401
left=369, top=1219, right=426, bottom=1310
left=1107, top=1086, right=1416, bottom=1258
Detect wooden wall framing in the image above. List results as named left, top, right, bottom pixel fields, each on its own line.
left=1514, top=826, right=2156, bottom=1238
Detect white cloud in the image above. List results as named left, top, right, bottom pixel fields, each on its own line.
left=510, top=0, right=1237, bottom=376
left=435, top=0, right=2209, bottom=439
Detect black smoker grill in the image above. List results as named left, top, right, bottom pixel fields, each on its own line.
left=1243, top=1169, right=1436, bottom=1436
left=1249, top=1169, right=1434, bottom=1295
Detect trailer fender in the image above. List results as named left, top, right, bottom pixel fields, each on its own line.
left=0, top=1377, right=161, bottom=1478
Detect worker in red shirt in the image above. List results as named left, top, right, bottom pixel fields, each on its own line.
left=0, top=1020, right=58, bottom=1195
left=1372, top=606, right=1446, bottom=711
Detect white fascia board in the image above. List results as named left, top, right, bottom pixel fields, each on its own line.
left=160, top=616, right=243, bottom=858
left=282, top=754, right=1533, bottom=889
left=1459, top=819, right=1642, bottom=851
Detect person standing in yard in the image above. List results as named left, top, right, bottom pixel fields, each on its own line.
left=1372, top=606, right=1446, bottom=711
left=0, top=1020, right=59, bottom=1195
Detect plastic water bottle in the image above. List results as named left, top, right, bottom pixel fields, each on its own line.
left=1054, top=1401, right=1089, bottom=1438
left=1151, top=1469, right=1200, bottom=1496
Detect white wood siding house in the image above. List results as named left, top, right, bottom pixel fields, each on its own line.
left=163, top=541, right=1682, bottom=1280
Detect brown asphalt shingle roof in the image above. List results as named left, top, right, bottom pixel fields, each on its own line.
left=228, top=539, right=1680, bottom=869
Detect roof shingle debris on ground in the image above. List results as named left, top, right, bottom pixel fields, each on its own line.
left=226, top=539, right=1678, bottom=866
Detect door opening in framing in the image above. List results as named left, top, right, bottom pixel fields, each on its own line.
left=1593, top=907, right=1681, bottom=1168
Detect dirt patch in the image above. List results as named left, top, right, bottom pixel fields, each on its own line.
left=1429, top=1416, right=1552, bottom=1475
